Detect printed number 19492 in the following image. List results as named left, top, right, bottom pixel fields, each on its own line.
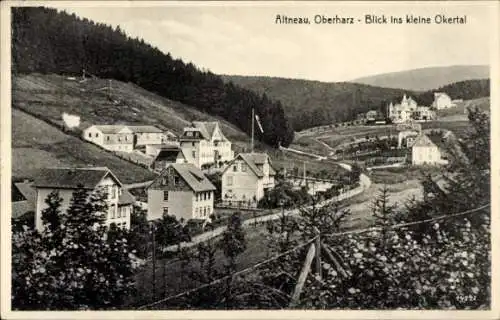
left=457, top=295, right=477, bottom=303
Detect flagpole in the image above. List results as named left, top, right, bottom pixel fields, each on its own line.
left=251, top=108, right=255, bottom=153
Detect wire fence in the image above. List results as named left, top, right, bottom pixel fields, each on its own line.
left=137, top=236, right=318, bottom=310
left=136, top=203, right=490, bottom=310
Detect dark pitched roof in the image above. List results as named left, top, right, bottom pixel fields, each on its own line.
left=14, top=181, right=36, bottom=204
left=168, top=163, right=216, bottom=192
left=412, top=134, right=437, bottom=148
left=153, top=147, right=185, bottom=163
left=33, top=167, right=122, bottom=189
left=12, top=182, right=26, bottom=202
left=118, top=189, right=135, bottom=205
left=12, top=201, right=34, bottom=219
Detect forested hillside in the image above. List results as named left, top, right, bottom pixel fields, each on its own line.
left=351, top=65, right=489, bottom=91
left=12, top=7, right=294, bottom=147
left=221, top=75, right=411, bottom=131
left=414, top=79, right=490, bottom=106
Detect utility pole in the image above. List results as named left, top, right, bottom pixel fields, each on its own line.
left=251, top=108, right=255, bottom=153
left=303, top=161, right=306, bottom=184
left=108, top=79, right=112, bottom=99
left=314, top=227, right=322, bottom=280
left=151, top=223, right=156, bottom=302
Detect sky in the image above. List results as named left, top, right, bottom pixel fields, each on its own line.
left=53, top=2, right=493, bottom=82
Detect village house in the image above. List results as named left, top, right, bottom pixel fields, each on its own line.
left=149, top=146, right=188, bottom=172
left=413, top=106, right=436, bottom=121
left=365, top=110, right=379, bottom=122
left=147, top=163, right=216, bottom=221
left=83, top=125, right=134, bottom=152
left=432, top=92, right=456, bottom=109
left=32, top=167, right=135, bottom=231
left=83, top=124, right=170, bottom=153
left=179, top=121, right=234, bottom=169
left=221, top=153, right=276, bottom=207
left=411, top=134, right=447, bottom=166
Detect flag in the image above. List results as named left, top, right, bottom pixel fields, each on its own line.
left=62, top=112, right=80, bottom=129
left=255, top=114, right=264, bottom=133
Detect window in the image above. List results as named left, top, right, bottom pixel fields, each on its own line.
left=195, top=207, right=199, bottom=216
left=233, top=165, right=237, bottom=172
left=204, top=192, right=207, bottom=200
left=208, top=192, right=211, bottom=200
left=192, top=151, right=196, bottom=158
left=96, top=133, right=99, bottom=138
left=122, top=207, right=128, bottom=218
left=241, top=164, right=247, bottom=172
left=192, top=142, right=195, bottom=147
left=227, top=176, right=233, bottom=186
left=163, top=191, right=169, bottom=201
left=163, top=207, right=169, bottom=216
left=174, top=176, right=180, bottom=185
left=117, top=207, right=122, bottom=218
left=106, top=136, right=110, bottom=141
left=109, top=186, right=117, bottom=199
left=111, top=206, right=116, bottom=219
left=88, top=133, right=92, bottom=138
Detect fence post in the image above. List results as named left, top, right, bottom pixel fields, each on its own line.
left=289, top=243, right=316, bottom=308
left=314, top=227, right=322, bottom=280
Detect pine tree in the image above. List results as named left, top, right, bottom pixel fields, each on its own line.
left=371, top=185, right=398, bottom=249
left=12, top=187, right=136, bottom=310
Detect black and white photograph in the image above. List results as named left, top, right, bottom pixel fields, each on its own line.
left=1, top=1, right=498, bottom=318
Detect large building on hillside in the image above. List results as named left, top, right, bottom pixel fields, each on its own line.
left=432, top=92, right=456, bottom=109
left=179, top=121, right=234, bottom=169
left=32, top=167, right=135, bottom=231
left=83, top=125, right=134, bottom=152
left=147, top=163, right=216, bottom=221
left=388, top=94, right=418, bottom=123
left=221, top=153, right=276, bottom=207
left=83, top=125, right=171, bottom=153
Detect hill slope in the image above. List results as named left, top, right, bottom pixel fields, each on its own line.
left=12, top=7, right=294, bottom=147
left=350, top=65, right=489, bottom=91
left=11, top=73, right=255, bottom=183
left=221, top=75, right=410, bottom=131
left=12, top=108, right=156, bottom=184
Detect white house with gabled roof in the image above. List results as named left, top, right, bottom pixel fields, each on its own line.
left=432, top=92, right=456, bottom=109
left=147, top=163, right=216, bottom=221
left=221, top=153, right=276, bottom=206
left=83, top=125, right=134, bottom=152
left=32, top=167, right=135, bottom=231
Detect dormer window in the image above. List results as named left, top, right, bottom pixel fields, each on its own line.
left=161, top=177, right=168, bottom=186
